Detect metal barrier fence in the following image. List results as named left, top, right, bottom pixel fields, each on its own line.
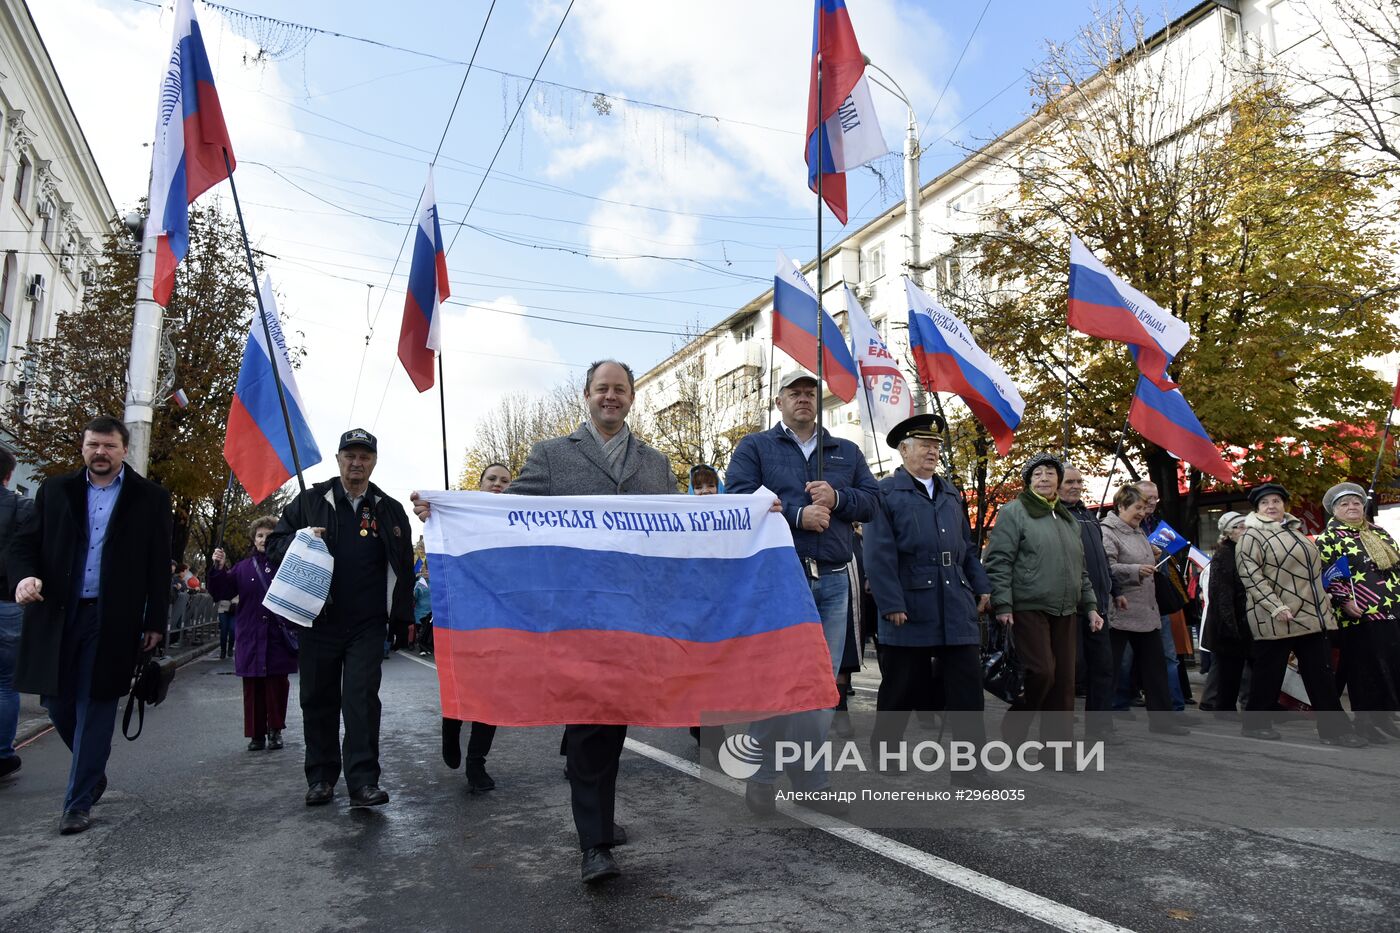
left=167, top=591, right=219, bottom=646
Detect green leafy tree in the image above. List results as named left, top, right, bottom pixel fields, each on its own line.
left=2, top=200, right=294, bottom=559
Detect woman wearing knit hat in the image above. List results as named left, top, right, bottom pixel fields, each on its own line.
left=983, top=453, right=1104, bottom=750
left=1235, top=483, right=1366, bottom=746
left=1315, top=483, right=1400, bottom=743
left=1199, top=511, right=1251, bottom=719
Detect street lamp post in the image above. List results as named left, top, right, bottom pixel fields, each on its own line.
left=864, top=59, right=923, bottom=287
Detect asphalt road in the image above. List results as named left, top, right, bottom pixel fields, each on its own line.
left=2, top=652, right=1397, bottom=933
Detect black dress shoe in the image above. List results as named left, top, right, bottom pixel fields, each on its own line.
left=267, top=730, right=284, bottom=750
left=305, top=782, right=335, bottom=806
left=744, top=781, right=776, bottom=816
left=1320, top=733, right=1368, bottom=748
left=610, top=823, right=628, bottom=846
left=1242, top=727, right=1281, bottom=740
left=465, top=758, right=495, bottom=794
left=1357, top=724, right=1389, bottom=745
left=951, top=768, right=996, bottom=789
left=442, top=718, right=463, bottom=769
left=247, top=735, right=266, bottom=751
left=349, top=784, right=390, bottom=807
left=1149, top=724, right=1191, bottom=736
left=580, top=846, right=620, bottom=884
left=59, top=810, right=92, bottom=835
left=0, top=755, right=20, bottom=779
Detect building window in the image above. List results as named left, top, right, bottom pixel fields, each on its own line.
left=39, top=199, right=56, bottom=248
left=716, top=365, right=759, bottom=408
left=859, top=244, right=885, bottom=283
left=946, top=184, right=984, bottom=219
left=657, top=399, right=696, bottom=433
left=12, top=154, right=30, bottom=209
left=733, top=322, right=755, bottom=343
left=1219, top=8, right=1242, bottom=58
left=935, top=254, right=964, bottom=297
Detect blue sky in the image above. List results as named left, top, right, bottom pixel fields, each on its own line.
left=32, top=0, right=1199, bottom=507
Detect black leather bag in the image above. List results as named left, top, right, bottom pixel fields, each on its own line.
left=123, top=653, right=177, bottom=741
left=982, top=621, right=1025, bottom=705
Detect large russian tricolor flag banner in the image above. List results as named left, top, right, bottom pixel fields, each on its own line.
left=419, top=489, right=838, bottom=727
left=397, top=167, right=451, bottom=393
left=806, top=0, right=885, bottom=224
left=772, top=251, right=859, bottom=402
left=147, top=0, right=234, bottom=307
left=224, top=276, right=322, bottom=503
left=1068, top=236, right=1189, bottom=391
left=1128, top=376, right=1235, bottom=483
left=905, top=277, right=1024, bottom=455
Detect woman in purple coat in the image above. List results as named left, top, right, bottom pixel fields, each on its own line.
left=209, top=516, right=300, bottom=751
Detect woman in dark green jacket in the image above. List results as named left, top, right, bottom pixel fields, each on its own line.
left=983, top=453, right=1102, bottom=748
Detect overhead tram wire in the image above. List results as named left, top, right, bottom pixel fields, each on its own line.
left=346, top=0, right=498, bottom=425
left=918, top=0, right=994, bottom=149
left=370, top=0, right=578, bottom=432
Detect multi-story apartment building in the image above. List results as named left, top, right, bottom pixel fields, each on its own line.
left=635, top=0, right=1390, bottom=537
left=0, top=0, right=115, bottom=493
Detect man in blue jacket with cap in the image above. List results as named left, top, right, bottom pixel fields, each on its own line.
left=726, top=370, right=879, bottom=816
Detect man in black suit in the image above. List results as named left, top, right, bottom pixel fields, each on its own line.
left=10, top=416, right=172, bottom=834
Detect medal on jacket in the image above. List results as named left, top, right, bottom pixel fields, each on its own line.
left=360, top=506, right=377, bottom=538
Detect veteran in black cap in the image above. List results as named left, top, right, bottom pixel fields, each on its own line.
left=862, top=414, right=993, bottom=779
left=267, top=427, right=418, bottom=806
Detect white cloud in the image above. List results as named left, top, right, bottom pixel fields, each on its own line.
left=529, top=0, right=956, bottom=281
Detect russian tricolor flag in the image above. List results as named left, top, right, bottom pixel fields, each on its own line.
left=1128, top=376, right=1235, bottom=483
left=146, top=0, right=234, bottom=307
left=397, top=168, right=451, bottom=393
left=1068, top=236, right=1190, bottom=391
left=224, top=277, right=322, bottom=503
left=806, top=0, right=885, bottom=224
left=772, top=250, right=859, bottom=402
left=419, top=489, right=839, bottom=726
left=906, top=277, right=1024, bottom=455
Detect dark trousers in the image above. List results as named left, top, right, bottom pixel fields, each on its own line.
left=218, top=612, right=235, bottom=655
left=872, top=643, right=984, bottom=749
left=563, top=723, right=627, bottom=851
left=467, top=721, right=497, bottom=759
left=1078, top=612, right=1115, bottom=717
left=1001, top=611, right=1076, bottom=746
left=1109, top=628, right=1174, bottom=728
left=299, top=618, right=385, bottom=789
left=242, top=675, right=290, bottom=737
left=1247, top=632, right=1346, bottom=737
left=42, top=602, right=118, bottom=813
left=1203, top=652, right=1249, bottom=712
left=1335, top=621, right=1400, bottom=714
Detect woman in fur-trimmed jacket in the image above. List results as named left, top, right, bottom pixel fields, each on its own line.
left=1235, top=483, right=1364, bottom=747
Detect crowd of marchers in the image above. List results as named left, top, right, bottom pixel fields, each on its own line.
left=1, top=363, right=1396, bottom=888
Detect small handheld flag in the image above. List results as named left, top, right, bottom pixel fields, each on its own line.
left=771, top=251, right=859, bottom=402
left=1068, top=236, right=1190, bottom=391
left=397, top=167, right=451, bottom=393
left=1323, top=555, right=1352, bottom=590
left=905, top=277, right=1024, bottom=455
left=147, top=0, right=235, bottom=307
left=1148, top=520, right=1190, bottom=557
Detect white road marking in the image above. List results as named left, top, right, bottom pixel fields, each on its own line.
left=624, top=738, right=1138, bottom=933
left=399, top=651, right=1134, bottom=932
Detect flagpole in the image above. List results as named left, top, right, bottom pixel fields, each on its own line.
left=1062, top=324, right=1072, bottom=459
left=1098, top=416, right=1131, bottom=510
left=213, top=467, right=235, bottom=548
left=437, top=355, right=451, bottom=488
left=814, top=48, right=826, bottom=484
left=858, top=373, right=887, bottom=476
left=1366, top=389, right=1396, bottom=509
left=222, top=147, right=306, bottom=494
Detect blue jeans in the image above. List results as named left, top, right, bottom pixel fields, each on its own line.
left=42, top=603, right=119, bottom=812
left=218, top=611, right=235, bottom=655
left=0, top=601, right=22, bottom=760
left=1113, top=618, right=1186, bottom=711
left=747, top=570, right=848, bottom=791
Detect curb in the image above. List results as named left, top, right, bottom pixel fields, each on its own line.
left=13, top=641, right=219, bottom=749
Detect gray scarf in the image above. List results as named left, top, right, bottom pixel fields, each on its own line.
left=584, top=420, right=630, bottom=480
